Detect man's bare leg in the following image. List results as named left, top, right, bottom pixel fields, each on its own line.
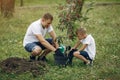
left=29, top=46, right=42, bottom=61
left=37, top=49, right=51, bottom=61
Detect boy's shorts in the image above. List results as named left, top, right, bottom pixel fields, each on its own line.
left=24, top=38, right=53, bottom=52
left=80, top=51, right=92, bottom=61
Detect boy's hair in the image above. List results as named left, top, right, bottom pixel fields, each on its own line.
left=42, top=13, right=53, bottom=21
left=76, top=27, right=87, bottom=35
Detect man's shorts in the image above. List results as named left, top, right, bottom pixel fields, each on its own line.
left=24, top=38, right=53, bottom=52
left=80, top=51, right=92, bottom=61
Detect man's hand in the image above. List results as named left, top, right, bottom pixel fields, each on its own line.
left=55, top=49, right=64, bottom=56
left=53, top=41, right=59, bottom=49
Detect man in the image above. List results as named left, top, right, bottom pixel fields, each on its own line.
left=23, top=13, right=60, bottom=61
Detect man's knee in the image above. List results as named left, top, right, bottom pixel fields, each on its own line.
left=32, top=46, right=42, bottom=56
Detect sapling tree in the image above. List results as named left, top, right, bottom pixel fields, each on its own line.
left=57, top=0, right=93, bottom=42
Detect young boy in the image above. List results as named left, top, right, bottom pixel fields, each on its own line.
left=68, top=27, right=96, bottom=65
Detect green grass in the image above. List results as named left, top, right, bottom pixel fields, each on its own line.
left=15, top=0, right=65, bottom=6
left=0, top=0, right=120, bottom=80
left=15, top=0, right=120, bottom=6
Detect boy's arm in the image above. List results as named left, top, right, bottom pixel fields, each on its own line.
left=79, top=44, right=88, bottom=51
left=73, top=41, right=81, bottom=49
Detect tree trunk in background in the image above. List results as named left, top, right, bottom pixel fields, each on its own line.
left=0, top=0, right=15, bottom=18
left=20, top=0, right=23, bottom=7
left=0, top=0, right=1, bottom=12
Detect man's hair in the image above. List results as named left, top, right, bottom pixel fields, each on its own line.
left=42, top=13, right=53, bottom=21
left=76, top=27, right=87, bottom=35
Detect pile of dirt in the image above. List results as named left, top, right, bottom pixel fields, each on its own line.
left=0, top=57, right=47, bottom=77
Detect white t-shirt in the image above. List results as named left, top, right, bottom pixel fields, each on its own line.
left=80, top=34, right=96, bottom=60
left=23, top=19, right=53, bottom=46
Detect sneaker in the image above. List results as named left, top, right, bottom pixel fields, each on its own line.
left=42, top=56, right=48, bottom=62
left=37, top=56, right=48, bottom=62
left=29, top=56, right=36, bottom=62
left=86, top=60, right=93, bottom=66
left=86, top=61, right=90, bottom=65
left=90, top=60, right=93, bottom=66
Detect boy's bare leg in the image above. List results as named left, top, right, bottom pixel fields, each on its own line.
left=73, top=51, right=89, bottom=63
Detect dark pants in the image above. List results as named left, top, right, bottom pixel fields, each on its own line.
left=24, top=38, right=53, bottom=52
left=68, top=49, right=92, bottom=64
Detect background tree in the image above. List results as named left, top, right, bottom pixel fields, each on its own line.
left=57, top=0, right=93, bottom=41
left=57, top=0, right=84, bottom=40
left=20, top=0, right=23, bottom=7
left=0, top=0, right=15, bottom=18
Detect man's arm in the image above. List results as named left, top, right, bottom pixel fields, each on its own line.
left=49, top=31, right=59, bottom=48
left=35, top=34, right=56, bottom=51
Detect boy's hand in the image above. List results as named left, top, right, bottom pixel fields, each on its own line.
left=66, top=46, right=71, bottom=51
left=70, top=47, right=76, bottom=51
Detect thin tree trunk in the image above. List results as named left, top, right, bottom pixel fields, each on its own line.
left=20, top=0, right=23, bottom=7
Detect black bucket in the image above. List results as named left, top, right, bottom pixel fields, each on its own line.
left=53, top=54, right=68, bottom=66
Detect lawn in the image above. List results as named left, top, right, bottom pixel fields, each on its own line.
left=0, top=0, right=120, bottom=80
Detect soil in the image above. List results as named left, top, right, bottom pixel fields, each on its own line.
left=0, top=57, right=47, bottom=77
